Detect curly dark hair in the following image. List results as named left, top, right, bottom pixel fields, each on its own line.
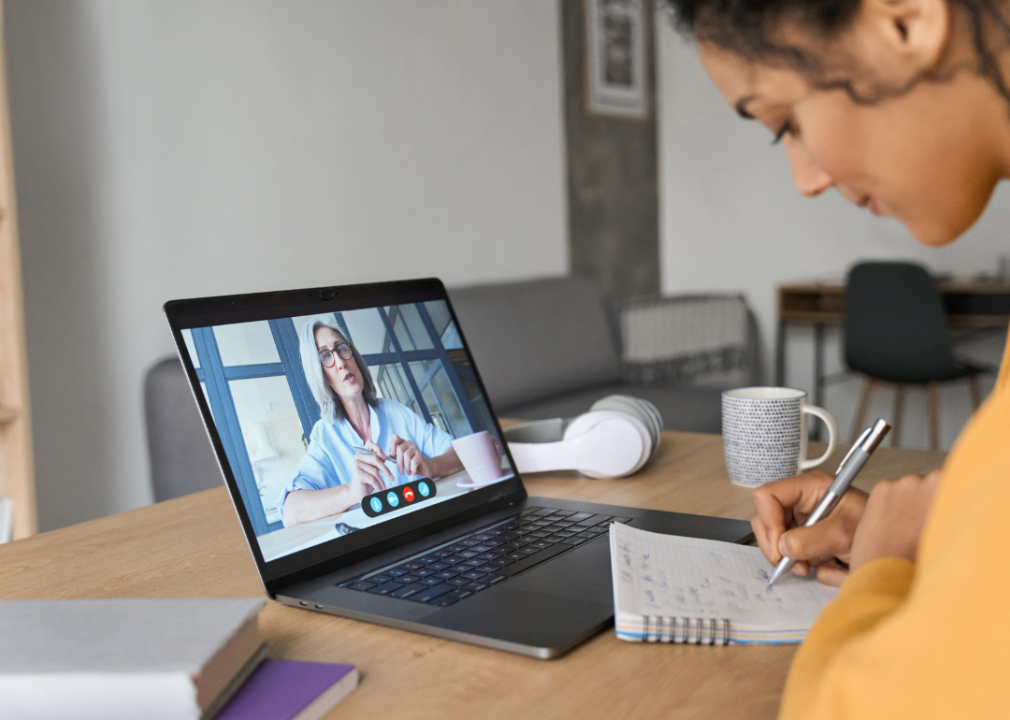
left=660, top=0, right=1010, bottom=105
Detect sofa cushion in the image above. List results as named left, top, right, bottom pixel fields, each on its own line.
left=448, top=276, right=621, bottom=410
left=500, top=383, right=723, bottom=434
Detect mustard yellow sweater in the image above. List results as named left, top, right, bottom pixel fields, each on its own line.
left=780, top=328, right=1010, bottom=719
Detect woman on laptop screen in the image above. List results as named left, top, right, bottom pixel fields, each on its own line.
left=278, top=316, right=464, bottom=526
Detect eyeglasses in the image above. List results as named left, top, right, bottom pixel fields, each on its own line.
left=318, top=343, right=353, bottom=368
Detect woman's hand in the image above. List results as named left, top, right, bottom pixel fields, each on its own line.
left=850, top=470, right=941, bottom=572
left=348, top=442, right=393, bottom=504
left=388, top=434, right=431, bottom=477
left=751, top=471, right=868, bottom=587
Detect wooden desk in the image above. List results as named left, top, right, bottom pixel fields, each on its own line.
left=0, top=432, right=945, bottom=719
left=776, top=280, right=1010, bottom=411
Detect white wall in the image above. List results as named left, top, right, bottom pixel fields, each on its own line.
left=656, top=23, right=1008, bottom=451
left=6, top=0, right=568, bottom=531
left=11, top=2, right=1004, bottom=531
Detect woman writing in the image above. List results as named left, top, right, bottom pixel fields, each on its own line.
left=278, top=316, right=463, bottom=526
left=663, top=0, right=1010, bottom=716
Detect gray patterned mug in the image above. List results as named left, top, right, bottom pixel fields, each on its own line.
left=721, top=387, right=838, bottom=488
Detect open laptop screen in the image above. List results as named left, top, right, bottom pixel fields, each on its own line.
left=171, top=287, right=517, bottom=567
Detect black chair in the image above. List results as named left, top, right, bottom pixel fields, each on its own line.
left=846, top=262, right=988, bottom=449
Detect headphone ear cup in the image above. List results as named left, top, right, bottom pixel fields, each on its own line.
left=590, top=395, right=663, bottom=457
left=562, top=410, right=651, bottom=478
left=629, top=397, right=663, bottom=455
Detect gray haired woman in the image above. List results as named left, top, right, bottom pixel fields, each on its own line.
left=277, top=316, right=462, bottom=526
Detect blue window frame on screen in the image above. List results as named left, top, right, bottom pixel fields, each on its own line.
left=182, top=302, right=490, bottom=537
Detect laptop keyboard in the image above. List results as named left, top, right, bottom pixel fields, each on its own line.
left=338, top=506, right=631, bottom=607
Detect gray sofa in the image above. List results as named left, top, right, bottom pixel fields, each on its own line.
left=145, top=276, right=759, bottom=501
left=448, top=276, right=760, bottom=431
left=145, top=357, right=224, bottom=502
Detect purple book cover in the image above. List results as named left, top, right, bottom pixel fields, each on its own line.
left=216, top=658, right=357, bottom=720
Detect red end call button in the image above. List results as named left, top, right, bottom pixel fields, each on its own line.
left=403, top=487, right=415, bottom=502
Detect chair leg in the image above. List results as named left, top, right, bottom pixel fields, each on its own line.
left=851, top=379, right=875, bottom=444
left=892, top=384, right=905, bottom=448
left=969, top=375, right=982, bottom=410
left=927, top=382, right=940, bottom=451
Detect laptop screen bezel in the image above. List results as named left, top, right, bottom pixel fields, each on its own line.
left=163, top=278, right=528, bottom=591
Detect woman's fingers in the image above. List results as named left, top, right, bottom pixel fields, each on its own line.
left=398, top=444, right=417, bottom=476
left=388, top=435, right=423, bottom=476
left=850, top=470, right=941, bottom=570
left=359, top=474, right=379, bottom=496
left=400, top=444, right=411, bottom=477
left=365, top=440, right=386, bottom=461
left=750, top=472, right=833, bottom=564
left=387, top=434, right=407, bottom=475
left=354, top=457, right=381, bottom=488
left=751, top=514, right=780, bottom=565
left=377, top=435, right=430, bottom=478
left=357, top=453, right=392, bottom=487
left=786, top=559, right=810, bottom=577
left=779, top=517, right=854, bottom=564
left=814, top=560, right=850, bottom=588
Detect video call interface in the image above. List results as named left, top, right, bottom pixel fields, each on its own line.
left=181, top=300, right=513, bottom=562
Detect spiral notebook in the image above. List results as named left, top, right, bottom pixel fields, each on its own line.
left=610, top=523, right=838, bottom=645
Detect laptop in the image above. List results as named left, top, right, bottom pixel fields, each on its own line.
left=164, top=278, right=752, bottom=659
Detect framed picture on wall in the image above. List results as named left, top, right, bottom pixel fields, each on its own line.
left=585, top=0, right=648, bottom=118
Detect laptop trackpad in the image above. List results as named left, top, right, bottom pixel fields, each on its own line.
left=427, top=586, right=611, bottom=650
left=508, top=537, right=613, bottom=602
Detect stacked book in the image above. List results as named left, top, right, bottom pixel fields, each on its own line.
left=0, top=598, right=358, bottom=719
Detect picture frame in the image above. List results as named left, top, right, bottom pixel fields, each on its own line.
left=584, top=0, right=648, bottom=119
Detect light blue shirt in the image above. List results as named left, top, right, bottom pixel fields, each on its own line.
left=277, top=398, right=453, bottom=514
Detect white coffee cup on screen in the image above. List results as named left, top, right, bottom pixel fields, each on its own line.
left=721, top=387, right=838, bottom=488
left=451, top=431, right=506, bottom=486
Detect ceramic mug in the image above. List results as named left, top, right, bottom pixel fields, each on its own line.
left=451, top=431, right=506, bottom=486
left=721, top=387, right=838, bottom=488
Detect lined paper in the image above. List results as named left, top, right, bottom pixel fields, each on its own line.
left=611, top=523, right=838, bottom=637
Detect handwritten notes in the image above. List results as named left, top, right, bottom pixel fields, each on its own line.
left=611, top=523, right=838, bottom=643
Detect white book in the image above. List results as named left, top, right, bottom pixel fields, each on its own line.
left=0, top=598, right=266, bottom=720
left=610, top=523, right=838, bottom=645
left=0, top=496, right=12, bottom=543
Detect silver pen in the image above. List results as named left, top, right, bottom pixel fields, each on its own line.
left=352, top=444, right=397, bottom=465
left=767, top=418, right=892, bottom=588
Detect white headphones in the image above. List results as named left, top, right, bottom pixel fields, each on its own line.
left=503, top=395, right=664, bottom=479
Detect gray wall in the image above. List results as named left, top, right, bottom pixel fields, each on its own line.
left=657, top=24, right=1008, bottom=450
left=6, top=0, right=568, bottom=531
left=561, top=0, right=659, bottom=299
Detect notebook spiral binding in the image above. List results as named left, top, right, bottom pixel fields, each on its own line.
left=641, top=615, right=731, bottom=645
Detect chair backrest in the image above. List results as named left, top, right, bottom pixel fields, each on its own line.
left=448, top=275, right=621, bottom=411
left=845, top=262, right=958, bottom=383
left=144, top=357, right=223, bottom=502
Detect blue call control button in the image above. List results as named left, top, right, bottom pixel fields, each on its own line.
left=361, top=478, right=436, bottom=518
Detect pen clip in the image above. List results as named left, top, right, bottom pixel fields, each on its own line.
left=835, top=427, right=871, bottom=475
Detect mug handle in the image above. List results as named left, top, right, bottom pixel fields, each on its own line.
left=799, top=405, right=838, bottom=471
